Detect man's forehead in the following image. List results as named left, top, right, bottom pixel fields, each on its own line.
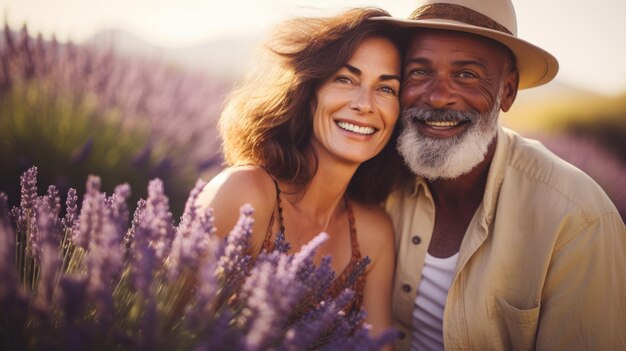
left=405, top=28, right=513, bottom=65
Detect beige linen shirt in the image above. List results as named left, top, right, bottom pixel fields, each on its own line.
left=386, top=127, right=626, bottom=350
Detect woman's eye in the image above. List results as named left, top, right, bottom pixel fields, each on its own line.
left=379, top=86, right=397, bottom=95
left=335, top=75, right=353, bottom=84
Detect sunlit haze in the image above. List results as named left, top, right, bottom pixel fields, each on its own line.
left=3, top=0, right=626, bottom=95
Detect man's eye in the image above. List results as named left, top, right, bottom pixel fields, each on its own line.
left=408, top=69, right=429, bottom=78
left=458, top=71, right=478, bottom=78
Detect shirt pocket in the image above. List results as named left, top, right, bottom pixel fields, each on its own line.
left=487, top=295, right=541, bottom=351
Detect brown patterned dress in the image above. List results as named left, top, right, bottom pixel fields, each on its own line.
left=261, top=177, right=366, bottom=313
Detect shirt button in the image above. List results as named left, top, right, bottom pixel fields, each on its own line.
left=402, top=284, right=411, bottom=293
left=398, top=330, right=406, bottom=339
left=412, top=236, right=421, bottom=245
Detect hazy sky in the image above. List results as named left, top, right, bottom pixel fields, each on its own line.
left=3, top=0, right=626, bottom=96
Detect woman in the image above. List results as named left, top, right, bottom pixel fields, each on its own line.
left=199, top=8, right=405, bottom=337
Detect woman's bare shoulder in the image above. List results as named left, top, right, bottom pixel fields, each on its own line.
left=197, top=165, right=278, bottom=237
left=200, top=165, right=276, bottom=203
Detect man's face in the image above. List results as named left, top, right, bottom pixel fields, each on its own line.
left=397, top=29, right=518, bottom=180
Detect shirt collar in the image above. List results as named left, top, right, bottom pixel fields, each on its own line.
left=480, top=126, right=511, bottom=226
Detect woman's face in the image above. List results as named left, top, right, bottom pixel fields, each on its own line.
left=311, top=36, right=401, bottom=166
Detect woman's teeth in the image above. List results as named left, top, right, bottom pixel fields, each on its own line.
left=337, top=121, right=376, bottom=135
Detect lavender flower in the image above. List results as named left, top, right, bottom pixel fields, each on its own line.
left=217, top=204, right=254, bottom=289
left=85, top=208, right=125, bottom=321
left=136, top=179, right=175, bottom=263
left=124, top=198, right=146, bottom=250
left=19, top=166, right=38, bottom=211
left=44, top=185, right=61, bottom=218
left=283, top=289, right=356, bottom=350
left=62, top=188, right=78, bottom=232
left=168, top=179, right=214, bottom=280
left=2, top=169, right=390, bottom=350
left=302, top=255, right=335, bottom=301
left=238, top=233, right=331, bottom=350
left=107, top=183, right=131, bottom=239
left=34, top=198, right=61, bottom=309
left=183, top=236, right=221, bottom=331
left=74, top=175, right=104, bottom=250
left=273, top=230, right=291, bottom=253
left=11, top=166, right=39, bottom=235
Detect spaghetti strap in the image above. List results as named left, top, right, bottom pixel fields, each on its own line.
left=260, top=176, right=284, bottom=254
left=326, top=197, right=365, bottom=312
left=344, top=197, right=362, bottom=262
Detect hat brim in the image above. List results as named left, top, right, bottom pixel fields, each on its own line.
left=371, top=17, right=558, bottom=89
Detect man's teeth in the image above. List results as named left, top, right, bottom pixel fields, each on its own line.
left=337, top=121, right=376, bottom=135
left=425, top=121, right=460, bottom=128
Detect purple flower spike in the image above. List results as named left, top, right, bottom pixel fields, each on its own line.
left=19, top=166, right=38, bottom=211
left=240, top=260, right=280, bottom=350
left=273, top=231, right=291, bottom=253
left=85, top=212, right=125, bottom=320
left=303, top=255, right=335, bottom=301
left=34, top=200, right=61, bottom=307
left=45, top=185, right=61, bottom=218
left=168, top=180, right=214, bottom=279
left=284, top=289, right=355, bottom=350
left=183, top=236, right=220, bottom=330
left=62, top=188, right=79, bottom=232
left=217, top=204, right=254, bottom=287
left=108, top=183, right=131, bottom=237
left=344, top=256, right=371, bottom=289
left=125, top=198, right=146, bottom=250
left=291, top=232, right=329, bottom=276
left=74, top=175, right=104, bottom=250
left=136, top=179, right=174, bottom=263
left=178, top=179, right=208, bottom=232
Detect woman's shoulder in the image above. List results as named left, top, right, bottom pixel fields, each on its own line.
left=197, top=165, right=278, bottom=233
left=202, top=165, right=276, bottom=201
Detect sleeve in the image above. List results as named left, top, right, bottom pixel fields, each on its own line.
left=536, top=212, right=626, bottom=350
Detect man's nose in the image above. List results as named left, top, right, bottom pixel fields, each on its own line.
left=424, top=77, right=457, bottom=109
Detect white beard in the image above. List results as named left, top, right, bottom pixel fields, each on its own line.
left=397, top=102, right=500, bottom=181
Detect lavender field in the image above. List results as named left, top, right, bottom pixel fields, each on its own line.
left=0, top=24, right=229, bottom=217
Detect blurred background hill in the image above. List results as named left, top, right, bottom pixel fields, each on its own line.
left=1, top=23, right=624, bottom=220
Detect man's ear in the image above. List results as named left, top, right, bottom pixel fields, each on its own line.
left=500, top=68, right=519, bottom=112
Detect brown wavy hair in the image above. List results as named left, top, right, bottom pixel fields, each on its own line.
left=219, top=7, right=409, bottom=203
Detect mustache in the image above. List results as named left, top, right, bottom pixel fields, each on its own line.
left=401, top=107, right=481, bottom=123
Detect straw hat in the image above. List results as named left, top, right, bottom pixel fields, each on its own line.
left=372, top=0, right=558, bottom=89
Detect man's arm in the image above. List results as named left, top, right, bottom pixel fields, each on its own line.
left=536, top=212, right=626, bottom=350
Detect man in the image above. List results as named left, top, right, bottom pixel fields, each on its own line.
left=375, top=0, right=626, bottom=350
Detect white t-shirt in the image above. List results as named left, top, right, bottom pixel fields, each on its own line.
left=411, top=252, right=459, bottom=351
